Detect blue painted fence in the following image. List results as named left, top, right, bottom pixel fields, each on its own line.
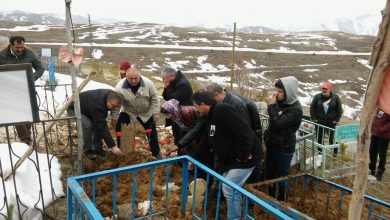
left=67, top=156, right=305, bottom=220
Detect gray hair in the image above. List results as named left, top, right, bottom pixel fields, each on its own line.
left=126, top=67, right=141, bottom=77
left=108, top=90, right=124, bottom=105
left=206, top=83, right=223, bottom=93
left=161, top=67, right=177, bottom=77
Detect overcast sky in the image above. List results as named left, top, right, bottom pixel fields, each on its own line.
left=0, top=0, right=385, bottom=28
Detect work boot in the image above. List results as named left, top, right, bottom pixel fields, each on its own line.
left=84, top=149, right=96, bottom=159
left=376, top=170, right=383, bottom=181
left=95, top=149, right=107, bottom=157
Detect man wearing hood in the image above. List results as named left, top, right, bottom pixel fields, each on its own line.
left=264, top=76, right=303, bottom=201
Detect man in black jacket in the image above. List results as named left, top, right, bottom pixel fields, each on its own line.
left=192, top=90, right=263, bottom=220
left=207, top=83, right=263, bottom=183
left=310, top=82, right=343, bottom=154
left=68, top=89, right=123, bottom=157
left=207, top=83, right=250, bottom=123
left=161, top=67, right=193, bottom=144
left=0, top=36, right=45, bottom=145
left=264, top=76, right=303, bottom=201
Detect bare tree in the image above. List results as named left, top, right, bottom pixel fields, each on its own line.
left=348, top=1, right=390, bottom=219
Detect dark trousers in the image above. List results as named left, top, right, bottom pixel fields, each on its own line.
left=266, top=148, right=293, bottom=201
left=68, top=109, right=103, bottom=152
left=316, top=122, right=338, bottom=154
left=81, top=114, right=104, bottom=152
left=116, top=112, right=160, bottom=157
left=15, top=123, right=32, bottom=145
left=369, top=135, right=389, bottom=175
left=172, top=123, right=180, bottom=145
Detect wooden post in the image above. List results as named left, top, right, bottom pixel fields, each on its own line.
left=348, top=1, right=390, bottom=219
left=230, top=22, right=236, bottom=90
left=65, top=0, right=84, bottom=176
left=120, top=123, right=137, bottom=155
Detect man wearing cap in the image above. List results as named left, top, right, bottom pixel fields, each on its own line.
left=119, top=60, right=131, bottom=79
left=310, top=82, right=343, bottom=154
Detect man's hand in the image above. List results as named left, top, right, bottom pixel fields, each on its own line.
left=152, top=114, right=158, bottom=122
left=109, top=146, right=124, bottom=156
left=165, top=146, right=179, bottom=156
left=267, top=93, right=276, bottom=105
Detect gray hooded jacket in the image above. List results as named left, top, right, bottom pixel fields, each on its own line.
left=264, top=76, right=303, bottom=153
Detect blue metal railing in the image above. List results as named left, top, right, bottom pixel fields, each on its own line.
left=248, top=174, right=390, bottom=220
left=67, top=156, right=306, bottom=220
left=260, top=113, right=358, bottom=179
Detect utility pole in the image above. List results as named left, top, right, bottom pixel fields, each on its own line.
left=88, top=14, right=94, bottom=59
left=230, top=22, right=236, bottom=91
left=65, top=0, right=84, bottom=175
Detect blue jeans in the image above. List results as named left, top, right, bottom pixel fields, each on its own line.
left=222, top=167, right=255, bottom=220
left=265, top=148, right=293, bottom=200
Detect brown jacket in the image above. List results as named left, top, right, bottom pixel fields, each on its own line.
left=371, top=109, right=390, bottom=138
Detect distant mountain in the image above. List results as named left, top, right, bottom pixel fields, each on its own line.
left=238, top=26, right=281, bottom=34
left=0, top=10, right=105, bottom=25
left=0, top=10, right=64, bottom=25
left=215, top=26, right=280, bottom=34
left=0, top=10, right=381, bottom=35
left=278, top=14, right=381, bottom=36
left=219, top=14, right=380, bottom=36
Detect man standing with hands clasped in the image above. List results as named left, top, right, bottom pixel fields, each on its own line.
left=161, top=67, right=193, bottom=145
left=310, top=82, right=343, bottom=154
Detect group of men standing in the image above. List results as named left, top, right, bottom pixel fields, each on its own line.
left=3, top=35, right=390, bottom=219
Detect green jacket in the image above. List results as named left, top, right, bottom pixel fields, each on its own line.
left=0, top=46, right=45, bottom=81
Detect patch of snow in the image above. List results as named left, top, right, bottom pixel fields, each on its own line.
left=92, top=49, right=104, bottom=59
left=162, top=51, right=182, bottom=55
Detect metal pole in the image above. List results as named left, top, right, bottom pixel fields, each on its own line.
left=230, top=22, right=236, bottom=91
left=65, top=0, right=84, bottom=175
left=88, top=14, right=94, bottom=59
